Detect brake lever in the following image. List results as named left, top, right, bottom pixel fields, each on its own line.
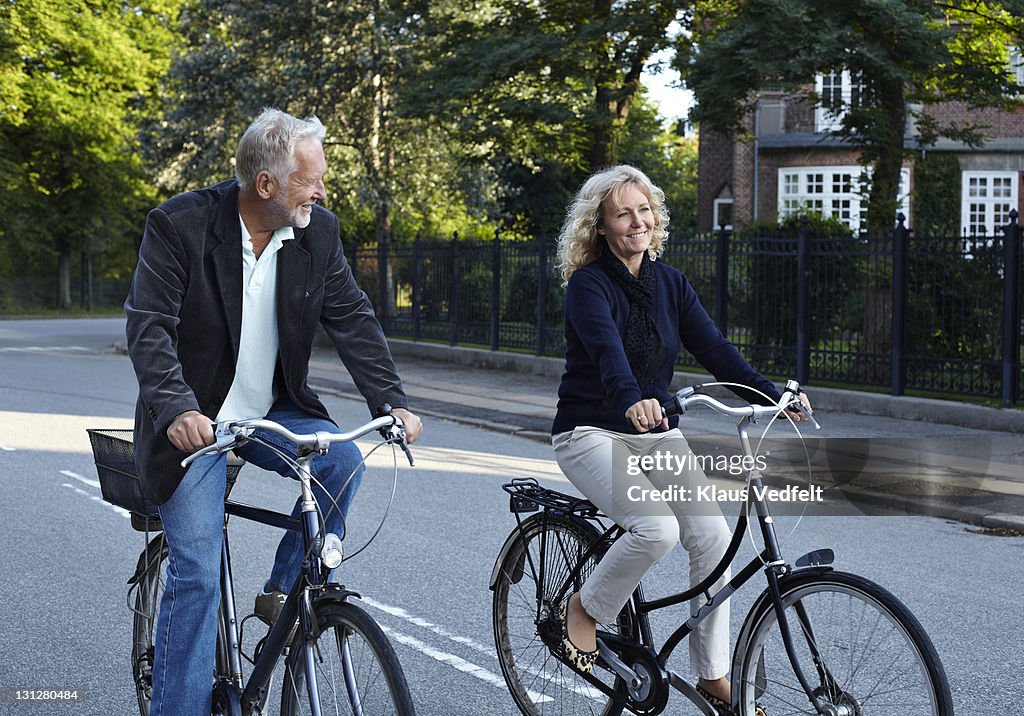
left=379, top=422, right=415, bottom=466
left=788, top=399, right=821, bottom=431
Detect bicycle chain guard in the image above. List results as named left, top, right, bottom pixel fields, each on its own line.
left=595, top=634, right=669, bottom=715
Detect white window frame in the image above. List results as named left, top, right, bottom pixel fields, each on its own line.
left=1010, top=46, right=1024, bottom=95
left=814, top=70, right=866, bottom=133
left=960, top=171, right=1019, bottom=236
left=777, top=165, right=911, bottom=231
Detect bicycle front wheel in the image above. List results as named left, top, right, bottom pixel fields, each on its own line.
left=280, top=600, right=415, bottom=716
left=492, top=513, right=636, bottom=716
left=737, top=571, right=952, bottom=716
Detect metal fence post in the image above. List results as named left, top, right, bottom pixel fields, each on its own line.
left=536, top=235, right=548, bottom=356
left=412, top=231, right=423, bottom=343
left=891, top=213, right=909, bottom=396
left=449, top=231, right=460, bottom=347
left=377, top=233, right=389, bottom=331
left=715, top=223, right=730, bottom=334
left=490, top=229, right=502, bottom=351
left=796, top=217, right=811, bottom=385
left=1002, top=209, right=1021, bottom=407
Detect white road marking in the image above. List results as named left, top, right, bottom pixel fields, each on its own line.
left=62, top=483, right=130, bottom=518
left=0, top=345, right=92, bottom=353
left=60, top=469, right=101, bottom=489
left=378, top=624, right=552, bottom=704
left=361, top=595, right=604, bottom=702
left=0, top=445, right=14, bottom=451
left=359, top=595, right=493, bottom=657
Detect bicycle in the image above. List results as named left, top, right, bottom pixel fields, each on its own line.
left=88, top=408, right=417, bottom=716
left=489, top=380, right=952, bottom=716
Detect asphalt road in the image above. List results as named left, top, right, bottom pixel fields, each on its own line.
left=0, top=318, right=1021, bottom=714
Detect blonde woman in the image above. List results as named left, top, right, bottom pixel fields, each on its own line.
left=550, top=165, right=808, bottom=714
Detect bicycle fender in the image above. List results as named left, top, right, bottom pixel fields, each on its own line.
left=311, top=584, right=361, bottom=610
left=489, top=513, right=601, bottom=590
left=729, top=564, right=835, bottom=698
left=488, top=527, right=526, bottom=591
left=128, top=534, right=168, bottom=586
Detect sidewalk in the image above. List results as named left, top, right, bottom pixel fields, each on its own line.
left=308, top=339, right=1024, bottom=532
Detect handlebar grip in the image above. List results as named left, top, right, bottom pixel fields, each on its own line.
left=662, top=395, right=682, bottom=418
left=662, top=385, right=699, bottom=418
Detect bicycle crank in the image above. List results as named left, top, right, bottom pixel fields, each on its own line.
left=596, top=635, right=669, bottom=715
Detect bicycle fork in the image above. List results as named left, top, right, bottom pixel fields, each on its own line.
left=738, top=420, right=843, bottom=716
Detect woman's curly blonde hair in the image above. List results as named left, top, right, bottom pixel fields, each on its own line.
left=556, top=165, right=670, bottom=284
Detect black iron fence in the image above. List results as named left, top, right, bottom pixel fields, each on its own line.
left=353, top=212, right=1023, bottom=407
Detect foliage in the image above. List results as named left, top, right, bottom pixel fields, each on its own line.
left=620, top=102, right=699, bottom=231
left=911, top=153, right=962, bottom=236
left=408, top=0, right=685, bottom=171
left=403, top=0, right=691, bottom=235
left=681, top=0, right=1024, bottom=230
left=0, top=0, right=181, bottom=306
left=735, top=213, right=859, bottom=349
left=144, top=0, right=500, bottom=246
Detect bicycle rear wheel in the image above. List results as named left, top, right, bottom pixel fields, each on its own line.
left=130, top=533, right=167, bottom=716
left=280, top=600, right=415, bottom=715
left=737, top=570, right=952, bottom=716
left=492, top=513, right=635, bottom=716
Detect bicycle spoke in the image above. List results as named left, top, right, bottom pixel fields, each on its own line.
left=738, top=573, right=948, bottom=716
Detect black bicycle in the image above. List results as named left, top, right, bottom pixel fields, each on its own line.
left=89, top=409, right=416, bottom=716
left=490, top=380, right=952, bottom=715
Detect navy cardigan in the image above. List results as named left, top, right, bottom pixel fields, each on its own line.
left=552, top=259, right=781, bottom=436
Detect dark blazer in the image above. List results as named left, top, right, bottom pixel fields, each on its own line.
left=125, top=180, right=406, bottom=504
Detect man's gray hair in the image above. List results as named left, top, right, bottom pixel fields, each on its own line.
left=235, top=108, right=326, bottom=190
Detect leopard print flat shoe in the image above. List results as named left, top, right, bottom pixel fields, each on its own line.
left=559, top=597, right=598, bottom=674
left=696, top=683, right=767, bottom=716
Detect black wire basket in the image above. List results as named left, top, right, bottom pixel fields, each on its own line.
left=87, top=428, right=242, bottom=531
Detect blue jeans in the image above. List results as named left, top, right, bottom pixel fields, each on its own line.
left=149, top=398, right=364, bottom=716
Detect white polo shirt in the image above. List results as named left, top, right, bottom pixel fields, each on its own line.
left=215, top=216, right=294, bottom=422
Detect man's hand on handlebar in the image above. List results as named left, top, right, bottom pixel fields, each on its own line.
left=391, top=407, right=423, bottom=444
left=167, top=410, right=215, bottom=452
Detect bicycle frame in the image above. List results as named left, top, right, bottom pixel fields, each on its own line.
left=215, top=452, right=354, bottom=716
left=504, top=411, right=836, bottom=714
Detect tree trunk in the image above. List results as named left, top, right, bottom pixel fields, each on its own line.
left=850, top=80, right=906, bottom=384
left=56, top=242, right=72, bottom=310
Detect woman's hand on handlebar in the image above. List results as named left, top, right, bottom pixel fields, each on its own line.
left=167, top=410, right=214, bottom=452
left=785, top=392, right=813, bottom=422
left=391, top=407, right=424, bottom=444
left=625, top=398, right=668, bottom=433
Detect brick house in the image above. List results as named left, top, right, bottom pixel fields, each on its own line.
left=697, top=63, right=1024, bottom=234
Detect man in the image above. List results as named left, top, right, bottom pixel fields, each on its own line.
left=125, top=108, right=422, bottom=715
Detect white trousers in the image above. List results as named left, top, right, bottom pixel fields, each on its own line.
left=552, top=426, right=732, bottom=680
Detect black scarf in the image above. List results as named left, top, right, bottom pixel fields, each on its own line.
left=599, top=249, right=661, bottom=389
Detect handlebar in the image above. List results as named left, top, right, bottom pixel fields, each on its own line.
left=181, top=411, right=414, bottom=468
left=662, top=379, right=820, bottom=430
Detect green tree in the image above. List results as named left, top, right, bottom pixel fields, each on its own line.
left=0, top=0, right=180, bottom=308
left=620, top=103, right=699, bottom=230
left=681, top=0, right=1024, bottom=230
left=405, top=0, right=690, bottom=235
left=146, top=0, right=496, bottom=250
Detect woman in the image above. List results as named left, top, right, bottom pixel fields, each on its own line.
left=551, top=165, right=808, bottom=713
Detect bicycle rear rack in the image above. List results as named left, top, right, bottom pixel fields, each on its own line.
left=502, top=478, right=601, bottom=519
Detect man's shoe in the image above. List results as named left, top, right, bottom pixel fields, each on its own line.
left=254, top=589, right=286, bottom=625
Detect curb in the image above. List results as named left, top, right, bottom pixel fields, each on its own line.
left=309, top=374, right=1024, bottom=531
left=385, top=339, right=1024, bottom=434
